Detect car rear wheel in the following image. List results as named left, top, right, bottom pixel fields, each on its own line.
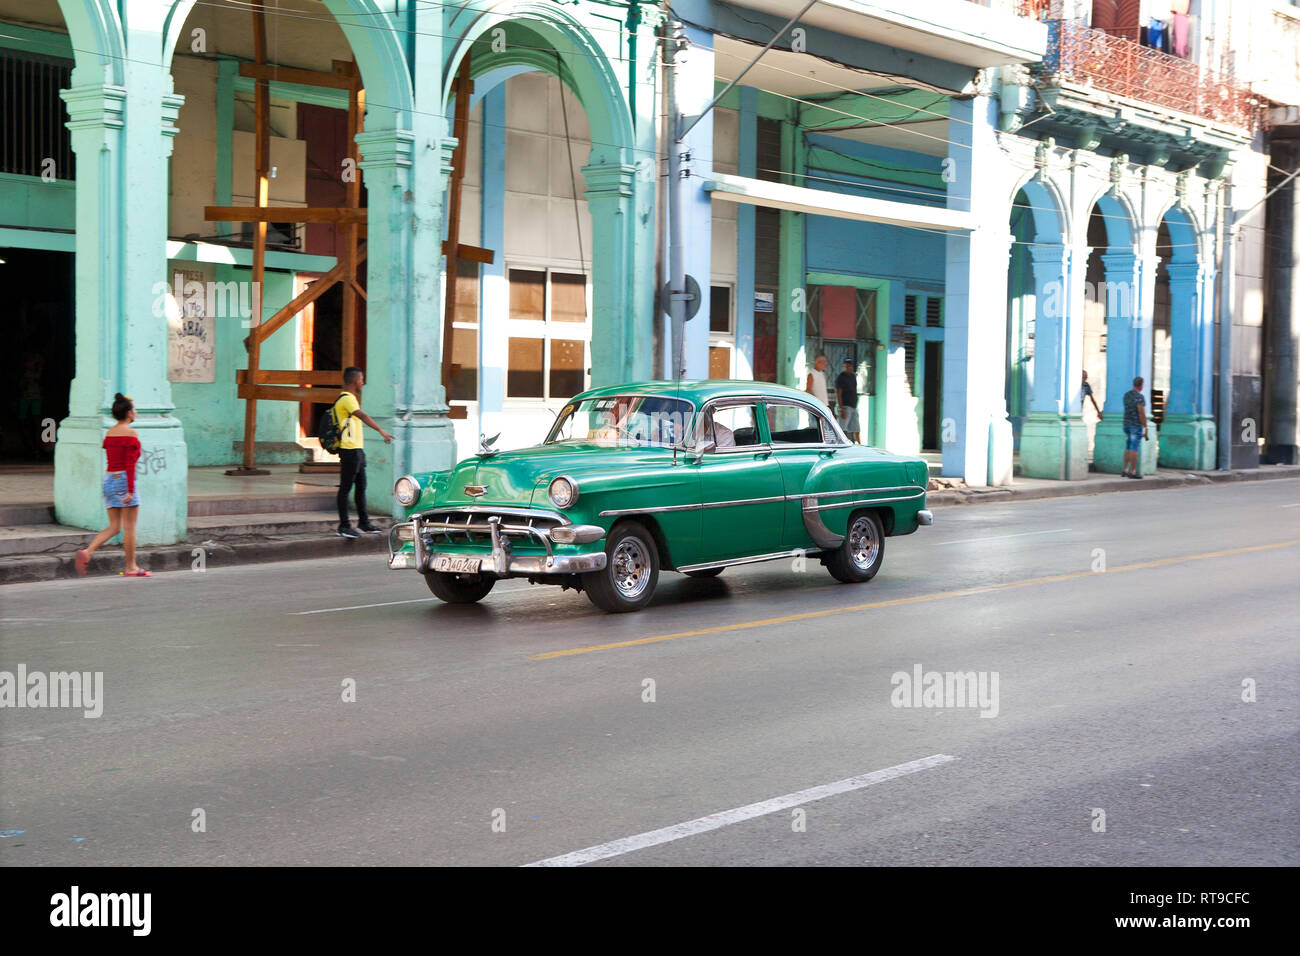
left=423, top=570, right=496, bottom=604
left=583, top=521, right=659, bottom=612
left=684, top=567, right=724, bottom=579
left=825, top=510, right=885, bottom=584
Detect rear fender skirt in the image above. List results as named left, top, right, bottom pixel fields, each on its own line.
left=801, top=499, right=844, bottom=549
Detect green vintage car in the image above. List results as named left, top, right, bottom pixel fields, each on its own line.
left=389, top=380, right=932, bottom=612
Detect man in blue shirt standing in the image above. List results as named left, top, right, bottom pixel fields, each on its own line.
left=1122, top=376, right=1149, bottom=479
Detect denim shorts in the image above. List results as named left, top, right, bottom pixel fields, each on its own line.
left=1124, top=425, right=1144, bottom=452
left=103, top=471, right=139, bottom=508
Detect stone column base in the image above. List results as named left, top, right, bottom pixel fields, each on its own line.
left=378, top=413, right=458, bottom=518
left=1018, top=413, right=1089, bottom=480
left=54, top=415, right=188, bottom=545
left=1158, top=415, right=1216, bottom=470
left=1094, top=419, right=1159, bottom=475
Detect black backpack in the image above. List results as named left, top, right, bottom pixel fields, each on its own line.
left=317, top=392, right=351, bottom=454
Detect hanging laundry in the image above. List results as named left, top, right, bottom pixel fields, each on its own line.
left=1172, top=12, right=1190, bottom=58
left=1147, top=18, right=1167, bottom=51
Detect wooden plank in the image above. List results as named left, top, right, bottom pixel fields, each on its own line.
left=238, top=384, right=345, bottom=403
left=248, top=247, right=366, bottom=346
left=237, top=369, right=345, bottom=386
left=204, top=205, right=368, bottom=224
left=442, top=241, right=495, bottom=265
left=238, top=61, right=358, bottom=91
left=441, top=54, right=473, bottom=399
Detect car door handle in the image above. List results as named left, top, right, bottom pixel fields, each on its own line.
left=754, top=450, right=772, bottom=460
left=819, top=449, right=837, bottom=458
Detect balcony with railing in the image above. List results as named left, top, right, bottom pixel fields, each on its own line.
left=1041, top=18, right=1260, bottom=131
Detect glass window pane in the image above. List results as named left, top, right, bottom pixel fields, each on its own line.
left=709, top=286, right=731, bottom=333
left=509, top=269, right=545, bottom=321
left=449, top=328, right=478, bottom=402
left=454, top=259, right=479, bottom=325
left=548, top=338, right=585, bottom=398
left=768, top=403, right=824, bottom=444
left=551, top=272, right=586, bottom=323
left=507, top=337, right=544, bottom=397
left=703, top=404, right=759, bottom=448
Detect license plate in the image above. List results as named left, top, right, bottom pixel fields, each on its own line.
left=432, top=555, right=481, bottom=573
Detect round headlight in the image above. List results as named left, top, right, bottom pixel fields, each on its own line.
left=394, top=475, right=420, bottom=507
left=548, top=476, right=578, bottom=509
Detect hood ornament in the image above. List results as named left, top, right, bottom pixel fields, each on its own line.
left=478, top=432, right=500, bottom=457
left=464, top=484, right=488, bottom=498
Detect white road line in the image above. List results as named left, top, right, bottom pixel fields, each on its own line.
left=293, top=598, right=430, bottom=615
left=935, top=528, right=1072, bottom=546
left=1282, top=503, right=1300, bottom=508
left=524, top=753, right=957, bottom=867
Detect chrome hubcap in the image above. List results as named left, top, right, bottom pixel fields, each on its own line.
left=611, top=537, right=652, bottom=599
left=848, top=516, right=879, bottom=570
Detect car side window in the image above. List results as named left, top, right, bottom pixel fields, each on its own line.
left=701, top=404, right=760, bottom=449
left=767, top=402, right=831, bottom=445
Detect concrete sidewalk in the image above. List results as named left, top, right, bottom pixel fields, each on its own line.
left=1, top=463, right=1297, bottom=584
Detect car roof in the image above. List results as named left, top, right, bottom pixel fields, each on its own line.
left=572, top=380, right=816, bottom=405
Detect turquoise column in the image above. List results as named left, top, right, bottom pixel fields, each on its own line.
left=584, top=161, right=643, bottom=384
left=735, top=85, right=758, bottom=379
left=942, top=95, right=1013, bottom=486
left=777, top=121, right=806, bottom=389
left=478, top=85, right=507, bottom=438
left=1160, top=261, right=1215, bottom=468
left=54, top=71, right=189, bottom=544
left=1019, top=243, right=1088, bottom=478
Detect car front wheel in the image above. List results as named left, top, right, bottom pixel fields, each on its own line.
left=825, top=510, right=885, bottom=583
left=423, top=570, right=496, bottom=604
left=583, top=521, right=660, bottom=612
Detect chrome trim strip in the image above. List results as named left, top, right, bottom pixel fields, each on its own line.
left=802, top=491, right=926, bottom=512
left=599, top=485, right=925, bottom=518
left=421, top=550, right=607, bottom=576
left=677, top=548, right=825, bottom=574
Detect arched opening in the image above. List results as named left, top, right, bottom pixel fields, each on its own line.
left=1156, top=204, right=1214, bottom=468
left=1008, top=177, right=1084, bottom=479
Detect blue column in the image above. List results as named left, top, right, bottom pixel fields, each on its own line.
left=673, top=25, right=714, bottom=379
left=942, top=95, right=1013, bottom=486
left=478, top=86, right=507, bottom=442
left=1160, top=260, right=1216, bottom=468
left=1019, top=243, right=1088, bottom=478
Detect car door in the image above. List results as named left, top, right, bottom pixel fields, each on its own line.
left=764, top=399, right=851, bottom=551
left=692, top=400, right=787, bottom=564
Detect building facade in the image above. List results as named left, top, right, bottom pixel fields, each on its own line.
left=1, top=0, right=1295, bottom=545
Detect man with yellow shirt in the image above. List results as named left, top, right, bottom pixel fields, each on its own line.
left=335, top=366, right=394, bottom=538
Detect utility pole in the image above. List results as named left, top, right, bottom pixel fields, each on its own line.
left=663, top=20, right=689, bottom=380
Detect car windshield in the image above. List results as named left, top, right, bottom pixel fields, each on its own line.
left=546, top=395, right=694, bottom=448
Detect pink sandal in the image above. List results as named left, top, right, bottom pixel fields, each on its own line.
left=75, top=550, right=89, bottom=576
left=120, top=569, right=152, bottom=578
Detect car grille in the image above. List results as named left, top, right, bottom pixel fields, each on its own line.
left=416, top=507, right=565, bottom=552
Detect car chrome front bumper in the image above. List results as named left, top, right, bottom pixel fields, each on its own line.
left=387, top=517, right=606, bottom=576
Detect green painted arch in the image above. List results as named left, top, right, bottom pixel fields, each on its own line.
left=55, top=0, right=126, bottom=85
left=443, top=4, right=635, bottom=165
left=160, top=0, right=413, bottom=130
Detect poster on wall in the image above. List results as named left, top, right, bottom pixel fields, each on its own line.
left=168, top=269, right=216, bottom=382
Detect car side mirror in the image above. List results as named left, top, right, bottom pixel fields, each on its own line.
left=691, top=439, right=716, bottom=461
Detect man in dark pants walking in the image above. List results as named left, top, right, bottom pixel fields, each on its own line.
left=333, top=366, right=394, bottom=537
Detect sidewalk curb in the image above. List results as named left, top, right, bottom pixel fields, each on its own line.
left=3, top=466, right=1297, bottom=585
left=927, top=466, right=1300, bottom=509
left=0, top=532, right=389, bottom=585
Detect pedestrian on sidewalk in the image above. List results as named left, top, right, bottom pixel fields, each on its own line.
left=835, top=358, right=861, bottom=443
left=806, top=353, right=830, bottom=407
left=1122, top=376, right=1149, bottom=479
left=76, top=393, right=150, bottom=577
left=334, top=366, right=393, bottom=538
left=1082, top=369, right=1103, bottom=421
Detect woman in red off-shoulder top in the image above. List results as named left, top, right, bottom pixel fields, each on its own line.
left=75, top=393, right=151, bottom=577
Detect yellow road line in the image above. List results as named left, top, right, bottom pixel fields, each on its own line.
left=531, top=538, right=1300, bottom=661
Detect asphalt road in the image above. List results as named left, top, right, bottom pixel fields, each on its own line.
left=2, top=479, right=1297, bottom=866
